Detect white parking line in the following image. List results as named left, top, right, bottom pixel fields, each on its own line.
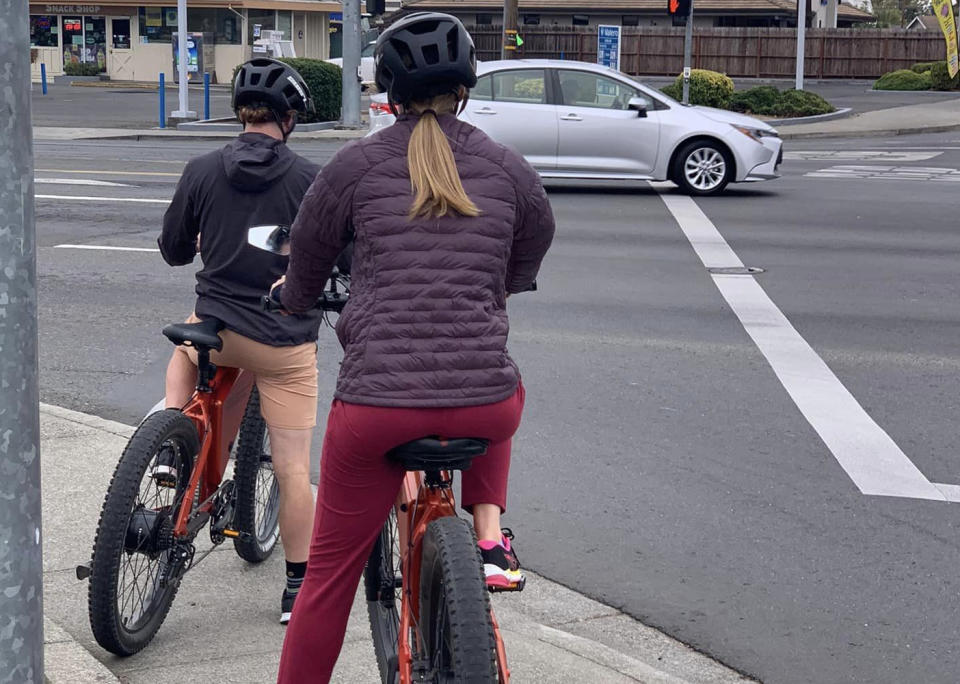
left=35, top=178, right=134, bottom=187
left=36, top=195, right=169, bottom=204
left=55, top=244, right=159, bottom=253
left=656, top=189, right=948, bottom=503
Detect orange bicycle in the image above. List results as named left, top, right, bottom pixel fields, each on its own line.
left=363, top=439, right=521, bottom=683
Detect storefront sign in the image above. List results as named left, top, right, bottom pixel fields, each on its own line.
left=45, top=5, right=101, bottom=12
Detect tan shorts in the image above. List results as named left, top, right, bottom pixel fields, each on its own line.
left=176, top=314, right=319, bottom=430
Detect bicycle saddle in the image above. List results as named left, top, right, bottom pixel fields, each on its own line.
left=387, top=437, right=489, bottom=472
left=162, top=318, right=225, bottom=352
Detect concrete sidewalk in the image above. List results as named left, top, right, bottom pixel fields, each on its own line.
left=40, top=403, right=752, bottom=684
left=33, top=126, right=368, bottom=143
left=779, top=97, right=960, bottom=139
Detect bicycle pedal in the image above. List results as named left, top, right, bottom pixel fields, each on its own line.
left=222, top=528, right=252, bottom=542
left=76, top=563, right=92, bottom=581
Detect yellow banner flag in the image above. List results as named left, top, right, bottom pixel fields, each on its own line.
left=931, top=0, right=959, bottom=78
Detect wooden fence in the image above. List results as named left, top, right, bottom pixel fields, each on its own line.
left=468, top=27, right=947, bottom=79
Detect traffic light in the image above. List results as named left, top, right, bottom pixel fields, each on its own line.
left=669, top=0, right=692, bottom=24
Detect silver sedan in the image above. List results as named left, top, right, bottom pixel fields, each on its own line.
left=368, top=59, right=783, bottom=196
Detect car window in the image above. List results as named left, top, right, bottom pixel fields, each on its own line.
left=491, top=69, right=546, bottom=104
left=472, top=74, right=493, bottom=101
left=558, top=70, right=642, bottom=110
left=361, top=42, right=376, bottom=58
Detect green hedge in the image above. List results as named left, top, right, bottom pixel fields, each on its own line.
left=230, top=58, right=342, bottom=123
left=63, top=62, right=101, bottom=76
left=929, top=61, right=960, bottom=90
left=665, top=69, right=734, bottom=108
left=873, top=69, right=932, bottom=91
left=729, top=86, right=834, bottom=117
left=911, top=61, right=939, bottom=74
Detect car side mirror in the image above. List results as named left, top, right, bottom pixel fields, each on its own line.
left=248, top=224, right=291, bottom=255
left=628, top=97, right=649, bottom=118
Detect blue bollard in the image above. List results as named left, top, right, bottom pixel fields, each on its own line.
left=560, top=51, right=565, bottom=61
left=203, top=72, right=210, bottom=121
left=159, top=72, right=166, bottom=128
left=40, top=63, right=47, bottom=95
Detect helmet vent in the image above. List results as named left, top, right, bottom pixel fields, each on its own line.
left=407, top=19, right=439, bottom=34
left=264, top=67, right=283, bottom=88
left=391, top=39, right=417, bottom=70
left=422, top=44, right=440, bottom=65
left=446, top=27, right=458, bottom=61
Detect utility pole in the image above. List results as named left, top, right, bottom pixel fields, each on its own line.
left=796, top=0, right=806, bottom=90
left=341, top=0, right=362, bottom=127
left=0, top=1, right=45, bottom=682
left=682, top=0, right=694, bottom=104
left=171, top=0, right=196, bottom=123
left=502, top=0, right=519, bottom=59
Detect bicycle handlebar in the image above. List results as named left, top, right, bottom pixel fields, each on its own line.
left=262, top=274, right=350, bottom=314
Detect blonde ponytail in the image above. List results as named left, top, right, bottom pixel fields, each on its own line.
left=407, top=94, right=480, bottom=220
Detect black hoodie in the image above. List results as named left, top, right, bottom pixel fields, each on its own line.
left=159, top=132, right=323, bottom=346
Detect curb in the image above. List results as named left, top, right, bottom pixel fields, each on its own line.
left=44, top=618, right=119, bottom=683
left=780, top=122, right=960, bottom=140
left=770, top=107, right=853, bottom=126
left=70, top=80, right=230, bottom=91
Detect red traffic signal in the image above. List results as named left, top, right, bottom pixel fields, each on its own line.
left=669, top=0, right=692, bottom=16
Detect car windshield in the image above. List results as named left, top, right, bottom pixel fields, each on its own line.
left=362, top=42, right=376, bottom=58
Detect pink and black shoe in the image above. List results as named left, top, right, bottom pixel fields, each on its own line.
left=478, top=528, right=526, bottom=592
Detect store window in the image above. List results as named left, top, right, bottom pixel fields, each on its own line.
left=572, top=14, right=589, bottom=26
left=139, top=7, right=177, bottom=43
left=30, top=15, right=59, bottom=47
left=622, top=15, right=640, bottom=26
left=276, top=11, right=293, bottom=40
left=476, top=13, right=494, bottom=25
left=248, top=9, right=276, bottom=44
left=187, top=8, right=242, bottom=44
left=522, top=14, right=540, bottom=25
left=112, top=18, right=131, bottom=49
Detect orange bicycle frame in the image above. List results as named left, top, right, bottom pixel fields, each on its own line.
left=394, top=470, right=511, bottom=684
left=171, top=367, right=254, bottom=538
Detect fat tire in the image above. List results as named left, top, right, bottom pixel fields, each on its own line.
left=232, top=387, right=281, bottom=563
left=672, top=140, right=733, bottom=196
left=419, top=516, right=498, bottom=684
left=87, top=409, right=199, bottom=656
left=365, top=509, right=401, bottom=684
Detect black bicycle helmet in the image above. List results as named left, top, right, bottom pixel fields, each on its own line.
left=232, top=58, right=315, bottom=117
left=374, top=12, right=477, bottom=105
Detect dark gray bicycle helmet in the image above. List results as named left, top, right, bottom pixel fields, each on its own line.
left=232, top=58, right=315, bottom=119
left=374, top=12, right=477, bottom=106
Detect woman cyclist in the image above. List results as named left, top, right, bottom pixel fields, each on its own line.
left=158, top=58, right=328, bottom=625
left=274, top=13, right=554, bottom=681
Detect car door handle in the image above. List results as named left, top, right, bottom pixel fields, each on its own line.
left=474, top=107, right=497, bottom=115
left=560, top=114, right=583, bottom=121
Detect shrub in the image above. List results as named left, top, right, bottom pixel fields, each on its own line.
left=670, top=69, right=735, bottom=108
left=63, top=61, right=101, bottom=76
left=514, top=77, right=544, bottom=99
left=873, top=69, right=932, bottom=91
left=911, top=61, right=939, bottom=74
left=231, top=58, right=342, bottom=123
left=929, top=61, right=960, bottom=90
left=729, top=86, right=781, bottom=115
left=661, top=82, right=682, bottom=100
left=773, top=89, right=835, bottom=117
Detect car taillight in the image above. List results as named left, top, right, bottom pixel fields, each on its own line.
left=369, top=102, right=392, bottom=115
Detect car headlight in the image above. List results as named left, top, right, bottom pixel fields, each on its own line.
left=732, top=125, right=780, bottom=142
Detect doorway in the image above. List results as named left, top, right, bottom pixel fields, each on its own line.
left=108, top=17, right=134, bottom=79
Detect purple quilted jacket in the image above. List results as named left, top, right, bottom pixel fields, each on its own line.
left=281, top=113, right=555, bottom=408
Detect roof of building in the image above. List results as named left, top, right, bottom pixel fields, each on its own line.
left=403, top=0, right=872, bottom=19
left=905, top=15, right=940, bottom=30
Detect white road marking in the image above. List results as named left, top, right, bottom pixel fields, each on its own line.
left=35, top=178, right=134, bottom=187
left=36, top=194, right=169, bottom=204
left=36, top=168, right=182, bottom=177
left=807, top=165, right=960, bottom=182
left=657, top=189, right=948, bottom=503
left=784, top=151, right=943, bottom=162
left=55, top=244, right=159, bottom=252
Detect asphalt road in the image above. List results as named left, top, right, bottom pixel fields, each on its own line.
left=34, top=132, right=960, bottom=684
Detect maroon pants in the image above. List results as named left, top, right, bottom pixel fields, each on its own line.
left=276, top=384, right=525, bottom=683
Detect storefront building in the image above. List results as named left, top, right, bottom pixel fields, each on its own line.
left=29, top=1, right=340, bottom=83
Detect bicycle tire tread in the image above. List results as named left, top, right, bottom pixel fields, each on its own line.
left=87, top=409, right=198, bottom=656
left=232, top=387, right=278, bottom=563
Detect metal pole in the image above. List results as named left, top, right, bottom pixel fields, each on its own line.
left=0, top=1, right=44, bottom=681
left=203, top=71, right=210, bottom=120
left=502, top=0, right=519, bottom=59
left=341, top=0, right=362, bottom=128
left=796, top=0, right=806, bottom=90
left=41, top=62, right=47, bottom=95
left=682, top=0, right=694, bottom=104
left=172, top=0, right=196, bottom=120
left=159, top=72, right=166, bottom=128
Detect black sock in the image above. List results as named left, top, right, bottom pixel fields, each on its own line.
left=285, top=561, right=307, bottom=595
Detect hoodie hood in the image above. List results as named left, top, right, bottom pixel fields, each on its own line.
left=220, top=132, right=297, bottom=192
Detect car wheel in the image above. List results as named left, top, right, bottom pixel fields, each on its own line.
left=672, top=141, right=733, bottom=196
